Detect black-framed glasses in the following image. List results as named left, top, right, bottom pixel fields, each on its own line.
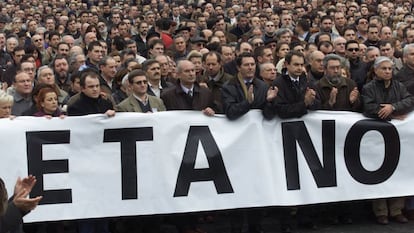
left=347, top=48, right=360, bottom=52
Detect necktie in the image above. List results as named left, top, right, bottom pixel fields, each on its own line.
left=188, top=90, right=193, bottom=97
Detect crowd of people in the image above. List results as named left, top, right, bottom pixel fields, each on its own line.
left=1, top=0, right=414, bottom=232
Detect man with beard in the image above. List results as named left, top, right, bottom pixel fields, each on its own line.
left=229, top=13, right=251, bottom=40
left=52, top=55, right=71, bottom=93
left=315, top=54, right=361, bottom=111
left=134, top=22, right=149, bottom=55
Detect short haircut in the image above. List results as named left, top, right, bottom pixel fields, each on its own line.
left=142, top=59, right=159, bottom=72
left=235, top=52, right=254, bottom=67
left=37, top=65, right=54, bottom=80
left=128, top=69, right=146, bottom=83
left=323, top=54, right=342, bottom=68
left=87, top=41, right=102, bottom=52
left=285, top=51, right=305, bottom=64
left=202, top=51, right=222, bottom=63
left=79, top=68, right=100, bottom=87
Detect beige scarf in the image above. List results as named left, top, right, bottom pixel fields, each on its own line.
left=237, top=74, right=253, bottom=103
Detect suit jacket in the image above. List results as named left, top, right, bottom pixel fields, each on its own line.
left=222, top=76, right=268, bottom=120
left=263, top=73, right=320, bottom=119
left=161, top=81, right=214, bottom=111
left=116, top=95, right=166, bottom=112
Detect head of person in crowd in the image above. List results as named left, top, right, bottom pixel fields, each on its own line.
left=259, top=62, right=277, bottom=86
left=322, top=54, right=343, bottom=84
left=403, top=27, right=414, bottom=45
left=366, top=24, right=380, bottom=43
left=345, top=40, right=360, bottom=61
left=48, top=31, right=61, bottom=50
left=380, top=26, right=393, bottom=41
left=52, top=55, right=70, bottom=81
left=379, top=40, right=395, bottom=59
left=154, top=55, right=170, bottom=78
left=308, top=50, right=325, bottom=74
left=31, top=34, right=44, bottom=51
left=70, top=71, right=82, bottom=95
left=343, top=26, right=357, bottom=41
left=284, top=51, right=306, bottom=78
left=128, top=69, right=149, bottom=98
left=143, top=59, right=161, bottom=85
left=202, top=51, right=223, bottom=77
left=275, top=42, right=290, bottom=62
left=373, top=56, right=393, bottom=83
left=34, top=85, right=60, bottom=116
left=219, top=45, right=235, bottom=64
left=6, top=36, right=18, bottom=54
left=0, top=91, right=13, bottom=118
left=123, top=58, right=139, bottom=72
left=319, top=41, right=334, bottom=55
left=190, top=37, right=207, bottom=52
left=19, top=60, right=36, bottom=81
left=87, top=41, right=103, bottom=66
left=236, top=52, right=256, bottom=81
left=235, top=42, right=253, bottom=57
left=37, top=66, right=55, bottom=86
left=13, top=71, right=33, bottom=98
left=364, top=46, right=380, bottom=63
left=275, top=28, right=292, bottom=44
left=333, top=37, right=347, bottom=57
left=57, top=42, right=70, bottom=58
left=254, top=46, right=274, bottom=65
left=148, top=39, right=165, bottom=58
left=80, top=69, right=101, bottom=99
left=314, top=32, right=331, bottom=46
left=12, top=45, right=25, bottom=65
left=99, top=56, right=117, bottom=82
left=173, top=34, right=187, bottom=54
left=187, top=51, right=203, bottom=76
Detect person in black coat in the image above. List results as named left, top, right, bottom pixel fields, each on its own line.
left=67, top=70, right=115, bottom=117
left=0, top=176, right=42, bottom=233
left=161, top=60, right=215, bottom=116
left=222, top=52, right=277, bottom=120
left=264, top=51, right=320, bottom=120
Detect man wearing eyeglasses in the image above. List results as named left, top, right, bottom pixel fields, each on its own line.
left=116, top=69, right=165, bottom=113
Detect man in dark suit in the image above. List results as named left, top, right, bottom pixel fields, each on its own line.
left=264, top=51, right=319, bottom=119
left=116, top=69, right=165, bottom=113
left=161, top=60, right=215, bottom=116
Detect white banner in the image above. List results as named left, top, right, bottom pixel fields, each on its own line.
left=0, top=110, right=413, bottom=223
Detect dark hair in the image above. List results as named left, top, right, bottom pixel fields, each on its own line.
left=345, top=40, right=359, bottom=49
left=142, top=59, right=159, bottom=72
left=79, top=68, right=100, bottom=87
left=285, top=51, right=305, bottom=64
left=202, top=51, right=222, bottom=63
left=235, top=52, right=254, bottom=67
left=87, top=41, right=102, bottom=52
left=128, top=69, right=147, bottom=83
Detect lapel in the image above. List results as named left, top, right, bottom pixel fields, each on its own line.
left=129, top=96, right=143, bottom=112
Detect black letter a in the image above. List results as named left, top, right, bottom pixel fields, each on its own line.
left=174, top=126, right=233, bottom=197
